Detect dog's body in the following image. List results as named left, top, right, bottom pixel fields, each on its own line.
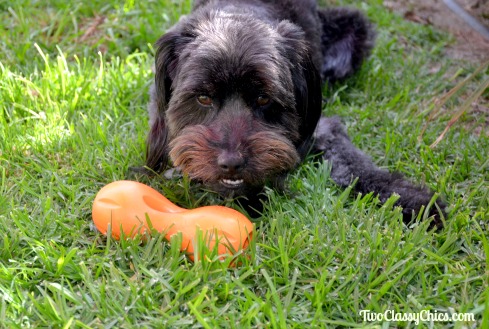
left=146, top=0, right=446, bottom=227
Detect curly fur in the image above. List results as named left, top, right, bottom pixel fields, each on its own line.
left=145, top=0, right=446, bottom=228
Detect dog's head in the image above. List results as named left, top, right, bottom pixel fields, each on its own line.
left=146, top=9, right=322, bottom=197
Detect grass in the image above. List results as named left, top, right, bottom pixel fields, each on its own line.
left=1, top=0, right=488, bottom=327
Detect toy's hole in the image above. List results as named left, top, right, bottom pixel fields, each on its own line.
left=143, top=195, right=167, bottom=212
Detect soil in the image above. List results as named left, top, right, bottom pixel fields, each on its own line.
left=384, top=1, right=489, bottom=138
left=384, top=0, right=489, bottom=63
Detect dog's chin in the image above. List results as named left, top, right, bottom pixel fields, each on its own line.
left=207, top=179, right=263, bottom=200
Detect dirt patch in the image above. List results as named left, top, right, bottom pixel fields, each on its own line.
left=384, top=1, right=489, bottom=138
left=384, top=0, right=489, bottom=64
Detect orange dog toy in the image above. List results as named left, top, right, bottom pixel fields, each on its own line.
left=92, top=180, right=253, bottom=261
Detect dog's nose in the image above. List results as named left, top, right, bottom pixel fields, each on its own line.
left=218, top=151, right=244, bottom=174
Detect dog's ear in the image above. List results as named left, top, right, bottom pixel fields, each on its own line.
left=146, top=106, right=169, bottom=172
left=293, top=54, right=322, bottom=156
left=154, top=28, right=194, bottom=108
left=146, top=28, right=194, bottom=172
left=277, top=21, right=323, bottom=156
left=318, top=7, right=375, bottom=82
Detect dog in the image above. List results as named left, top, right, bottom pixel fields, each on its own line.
left=144, top=0, right=446, bottom=228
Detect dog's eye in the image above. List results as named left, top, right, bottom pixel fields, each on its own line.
left=256, top=95, right=271, bottom=107
left=197, top=95, right=213, bottom=106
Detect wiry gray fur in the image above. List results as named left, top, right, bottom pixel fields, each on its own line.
left=144, top=0, right=446, bottom=228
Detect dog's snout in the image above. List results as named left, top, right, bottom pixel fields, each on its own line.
left=218, top=151, right=245, bottom=174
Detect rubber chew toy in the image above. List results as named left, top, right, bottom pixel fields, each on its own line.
left=92, top=180, right=253, bottom=261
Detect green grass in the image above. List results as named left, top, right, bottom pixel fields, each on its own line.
left=1, top=0, right=488, bottom=328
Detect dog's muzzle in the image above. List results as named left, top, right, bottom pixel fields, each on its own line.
left=168, top=121, right=300, bottom=194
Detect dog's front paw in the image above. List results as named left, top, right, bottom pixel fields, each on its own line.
left=313, top=116, right=378, bottom=187
left=313, top=116, right=349, bottom=148
left=313, top=116, right=447, bottom=229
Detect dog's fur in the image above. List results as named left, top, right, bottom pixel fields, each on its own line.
left=145, top=0, right=446, bottom=227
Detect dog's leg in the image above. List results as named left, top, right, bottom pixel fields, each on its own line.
left=318, top=7, right=375, bottom=82
left=313, top=116, right=446, bottom=228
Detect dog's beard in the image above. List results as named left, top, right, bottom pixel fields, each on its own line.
left=168, top=124, right=300, bottom=198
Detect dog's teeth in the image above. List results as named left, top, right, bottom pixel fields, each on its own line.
left=222, top=179, right=244, bottom=186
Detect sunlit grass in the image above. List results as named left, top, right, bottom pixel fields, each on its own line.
left=1, top=0, right=488, bottom=328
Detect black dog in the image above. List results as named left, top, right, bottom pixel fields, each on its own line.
left=145, top=0, right=446, bottom=227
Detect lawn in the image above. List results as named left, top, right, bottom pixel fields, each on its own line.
left=1, top=0, right=488, bottom=328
